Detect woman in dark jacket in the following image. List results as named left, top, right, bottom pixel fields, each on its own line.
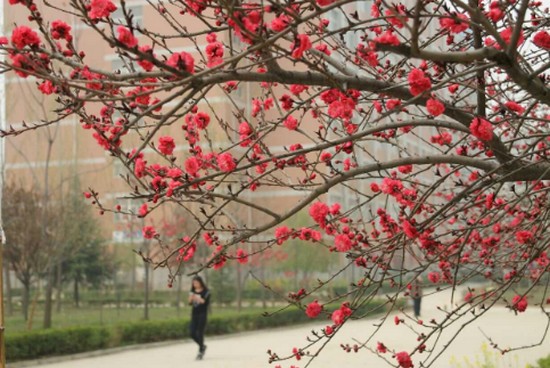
left=188, top=276, right=210, bottom=360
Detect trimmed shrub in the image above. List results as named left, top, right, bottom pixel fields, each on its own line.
left=6, top=326, right=111, bottom=361
left=6, top=298, right=393, bottom=362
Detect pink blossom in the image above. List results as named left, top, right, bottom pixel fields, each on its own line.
left=291, top=34, right=312, bottom=59
left=217, top=152, right=236, bottom=172
left=11, top=26, right=41, bottom=49
left=512, top=295, right=527, bottom=312
left=275, top=226, right=291, bottom=245
left=504, top=101, right=525, bottom=115
left=185, top=156, right=200, bottom=176
left=334, top=234, right=353, bottom=252
left=284, top=115, right=298, bottom=130
left=193, top=112, right=211, bottom=129
left=158, top=136, right=175, bottom=155
left=402, top=220, right=418, bottom=239
left=470, top=117, right=493, bottom=141
left=395, top=351, right=413, bottom=368
left=515, top=230, right=533, bottom=244
left=236, top=248, right=248, bottom=264
left=51, top=20, right=72, bottom=41
left=533, top=31, right=550, bottom=49
left=426, top=98, right=445, bottom=116
left=88, top=0, right=117, bottom=19
left=408, top=68, right=431, bottom=96
left=427, top=272, right=440, bottom=283
left=439, top=14, right=469, bottom=34
left=117, top=26, right=138, bottom=48
left=374, top=30, right=400, bottom=45
left=305, top=300, right=322, bottom=318
left=142, top=226, right=157, bottom=239
left=166, top=52, right=195, bottom=74
left=309, top=202, right=329, bottom=225
left=377, top=342, right=387, bottom=353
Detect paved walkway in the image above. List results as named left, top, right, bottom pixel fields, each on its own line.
left=12, top=287, right=550, bottom=368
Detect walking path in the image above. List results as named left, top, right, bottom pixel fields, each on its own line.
left=11, top=287, right=550, bottom=368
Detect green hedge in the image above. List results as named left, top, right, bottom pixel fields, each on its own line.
left=6, top=299, right=390, bottom=362
left=7, top=326, right=111, bottom=361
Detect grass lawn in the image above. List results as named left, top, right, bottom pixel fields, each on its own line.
left=5, top=305, right=271, bottom=334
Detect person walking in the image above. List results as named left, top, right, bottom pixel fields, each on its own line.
left=411, top=277, right=423, bottom=318
left=188, top=276, right=210, bottom=360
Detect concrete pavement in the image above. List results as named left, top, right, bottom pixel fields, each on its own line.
left=11, top=288, right=550, bottom=368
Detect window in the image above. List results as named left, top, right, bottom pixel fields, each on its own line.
left=112, top=4, right=144, bottom=27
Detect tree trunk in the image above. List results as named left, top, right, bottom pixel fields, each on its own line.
left=43, top=269, right=54, bottom=329
left=131, top=252, right=136, bottom=292
left=22, top=282, right=30, bottom=321
left=4, top=264, right=12, bottom=317
left=144, top=262, right=149, bottom=321
left=73, top=278, right=80, bottom=308
left=236, top=263, right=242, bottom=312
left=55, top=262, right=62, bottom=313
left=176, top=273, right=182, bottom=315
left=260, top=266, right=267, bottom=309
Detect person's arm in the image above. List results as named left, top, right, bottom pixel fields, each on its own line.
left=188, top=292, right=195, bottom=305
left=194, top=292, right=207, bottom=304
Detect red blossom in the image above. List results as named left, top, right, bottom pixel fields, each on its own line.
left=38, top=80, right=56, bottom=95
left=408, top=68, right=431, bottom=96
left=427, top=272, right=440, bottom=283
left=309, top=202, right=329, bottom=225
left=137, top=45, right=156, bottom=71
left=217, top=152, right=236, bottom=172
left=305, top=300, right=323, bottom=318
left=117, top=26, right=138, bottom=48
left=185, top=156, right=200, bottom=176
left=236, top=248, right=248, bottom=264
left=377, top=342, right=387, bottom=353
left=470, top=117, right=493, bottom=141
left=166, top=52, right=195, bottom=74
left=88, top=0, right=117, bottom=19
left=426, top=98, right=445, bottom=116
left=138, top=203, right=148, bottom=217
left=374, top=30, right=400, bottom=45
left=50, top=20, right=72, bottom=41
left=275, top=226, right=291, bottom=245
left=270, top=14, right=290, bottom=32
left=500, top=27, right=524, bottom=46
left=439, top=14, right=469, bottom=34
left=395, top=351, right=413, bottom=368
left=158, top=136, right=175, bottom=155
left=134, top=158, right=146, bottom=178
left=283, top=115, right=298, bottom=130
left=533, top=31, right=550, bottom=49
left=194, top=112, right=211, bottom=129
left=291, top=34, right=312, bottom=59
left=316, top=0, right=335, bottom=6
left=515, top=230, right=533, bottom=244
left=334, top=233, right=353, bottom=252
left=331, top=303, right=352, bottom=325
left=511, top=295, right=528, bottom=312
left=11, top=26, right=41, bottom=49
left=142, top=226, right=157, bottom=239
left=401, top=220, right=418, bottom=239
left=504, top=101, right=525, bottom=115
left=380, top=177, right=403, bottom=196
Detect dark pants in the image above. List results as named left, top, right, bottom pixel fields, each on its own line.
left=413, top=297, right=421, bottom=317
left=190, top=312, right=207, bottom=351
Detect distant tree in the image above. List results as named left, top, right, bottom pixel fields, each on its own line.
left=3, top=183, right=58, bottom=321
left=58, top=189, right=112, bottom=308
